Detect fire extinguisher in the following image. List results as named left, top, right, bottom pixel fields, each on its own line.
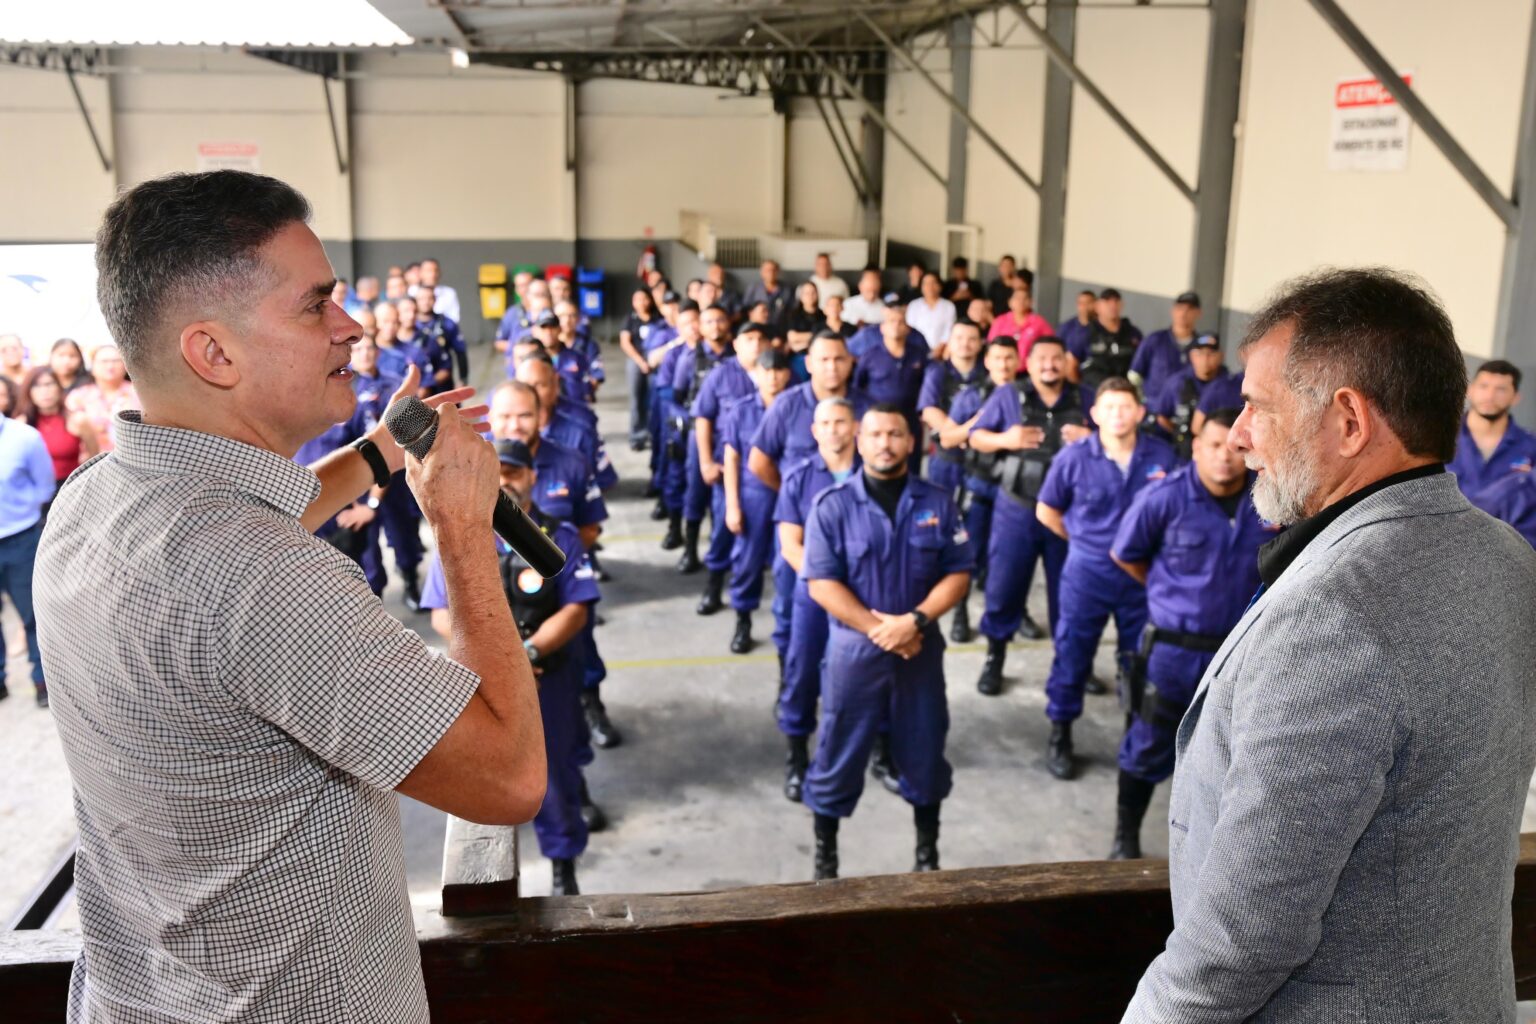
left=637, top=244, right=658, bottom=279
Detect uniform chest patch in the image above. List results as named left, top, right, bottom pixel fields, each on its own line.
left=914, top=509, right=940, bottom=529
left=545, top=482, right=570, bottom=499
left=1145, top=464, right=1167, bottom=481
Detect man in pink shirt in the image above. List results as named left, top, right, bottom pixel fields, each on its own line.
left=988, top=282, right=1053, bottom=358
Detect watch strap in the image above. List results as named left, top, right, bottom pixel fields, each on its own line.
left=349, top=437, right=392, bottom=489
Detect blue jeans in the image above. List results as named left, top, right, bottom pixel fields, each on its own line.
left=0, top=520, right=45, bottom=689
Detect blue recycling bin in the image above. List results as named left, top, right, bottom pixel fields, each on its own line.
left=577, top=267, right=605, bottom=319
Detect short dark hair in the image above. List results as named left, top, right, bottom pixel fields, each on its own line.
left=864, top=401, right=910, bottom=424
left=950, top=318, right=981, bottom=335
left=1027, top=335, right=1065, bottom=354
left=1240, top=267, right=1466, bottom=462
left=1476, top=358, right=1522, bottom=392
left=0, top=376, right=17, bottom=417
left=1096, top=376, right=1141, bottom=403
left=811, top=329, right=850, bottom=349
left=985, top=338, right=1021, bottom=358
left=951, top=256, right=969, bottom=270
left=1078, top=289, right=1097, bottom=299
left=95, top=170, right=312, bottom=379
left=1201, top=407, right=1240, bottom=431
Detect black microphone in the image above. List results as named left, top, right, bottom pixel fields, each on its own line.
left=384, top=397, right=568, bottom=579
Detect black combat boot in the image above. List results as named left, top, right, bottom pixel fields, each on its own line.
left=1085, top=674, right=1108, bottom=696
left=579, top=777, right=608, bottom=833
left=660, top=512, right=683, bottom=549
left=1108, top=771, right=1156, bottom=860
left=784, top=735, right=809, bottom=802
left=550, top=858, right=580, bottom=896
left=649, top=497, right=667, bottom=519
left=1046, top=721, right=1076, bottom=780
left=813, top=814, right=840, bottom=880
left=35, top=684, right=49, bottom=710
left=870, top=734, right=903, bottom=795
left=696, top=569, right=725, bottom=614
left=1017, top=612, right=1046, bottom=641
left=401, top=565, right=423, bottom=613
left=676, top=520, right=703, bottom=574
left=730, top=611, right=753, bottom=654
left=581, top=689, right=623, bottom=749
left=976, top=637, right=1006, bottom=696
left=913, top=803, right=941, bottom=872
left=949, top=593, right=972, bottom=643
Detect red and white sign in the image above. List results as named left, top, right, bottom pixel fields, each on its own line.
left=196, top=141, right=261, bottom=173
left=1329, top=73, right=1412, bottom=172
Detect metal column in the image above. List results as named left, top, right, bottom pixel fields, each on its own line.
left=1035, top=0, right=1075, bottom=322
left=945, top=17, right=972, bottom=225
left=1495, top=5, right=1536, bottom=374
left=859, top=60, right=888, bottom=256
left=1190, top=0, right=1246, bottom=337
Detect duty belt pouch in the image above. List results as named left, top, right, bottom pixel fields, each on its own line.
left=325, top=523, right=369, bottom=561
left=1141, top=681, right=1187, bottom=728
left=1000, top=454, right=1048, bottom=505
left=666, top=414, right=688, bottom=460
left=1118, top=623, right=1155, bottom=716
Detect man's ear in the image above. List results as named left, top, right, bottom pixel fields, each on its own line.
left=1331, top=386, right=1374, bottom=459
left=178, top=323, right=240, bottom=390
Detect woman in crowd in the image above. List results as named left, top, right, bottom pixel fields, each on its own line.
left=65, top=345, right=139, bottom=453
left=18, top=366, right=100, bottom=485
left=49, top=338, right=94, bottom=396
left=619, top=288, right=664, bottom=451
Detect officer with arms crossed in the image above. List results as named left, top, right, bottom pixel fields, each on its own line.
left=1034, top=378, right=1175, bottom=780
left=800, top=405, right=973, bottom=879
left=421, top=439, right=601, bottom=895
left=1106, top=408, right=1266, bottom=859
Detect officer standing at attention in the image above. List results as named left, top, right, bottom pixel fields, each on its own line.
left=421, top=439, right=602, bottom=896
left=720, top=345, right=793, bottom=654
left=935, top=338, right=1016, bottom=642
left=854, top=300, right=932, bottom=472
left=749, top=330, right=864, bottom=490
left=1448, top=359, right=1536, bottom=499
left=1078, top=289, right=1142, bottom=393
left=801, top=405, right=973, bottom=879
left=1034, top=378, right=1174, bottom=780
left=968, top=336, right=1094, bottom=692
left=1056, top=289, right=1098, bottom=366
left=774, top=398, right=869, bottom=801
left=918, top=317, right=987, bottom=500
left=1150, top=333, right=1228, bottom=460
left=1129, top=291, right=1201, bottom=408
left=348, top=337, right=425, bottom=608
left=529, top=310, right=592, bottom=405
left=673, top=305, right=741, bottom=578
left=414, top=284, right=467, bottom=392
left=655, top=301, right=703, bottom=551
left=692, top=310, right=764, bottom=607
left=1106, top=409, right=1267, bottom=858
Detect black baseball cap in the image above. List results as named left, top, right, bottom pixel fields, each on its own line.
left=533, top=310, right=560, bottom=328
left=1099, top=287, right=1122, bottom=301
left=495, top=438, right=535, bottom=468
left=1175, top=291, right=1201, bottom=307
left=1190, top=333, right=1220, bottom=349
left=757, top=349, right=791, bottom=371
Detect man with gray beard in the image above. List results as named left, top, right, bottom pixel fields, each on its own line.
left=1121, top=268, right=1536, bottom=1023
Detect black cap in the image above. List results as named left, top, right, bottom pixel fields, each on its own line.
left=736, top=322, right=767, bottom=339
left=494, top=438, right=535, bottom=468
left=1190, top=333, right=1220, bottom=349
left=678, top=299, right=701, bottom=314
left=1099, top=287, right=1122, bottom=301
left=534, top=309, right=560, bottom=328
left=1175, top=291, right=1201, bottom=307
left=882, top=291, right=906, bottom=306
left=757, top=349, right=791, bottom=371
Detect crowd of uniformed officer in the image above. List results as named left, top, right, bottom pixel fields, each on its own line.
left=305, top=258, right=1536, bottom=890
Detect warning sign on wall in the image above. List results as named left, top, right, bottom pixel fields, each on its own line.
left=1329, top=74, right=1413, bottom=172
left=196, top=142, right=261, bottom=173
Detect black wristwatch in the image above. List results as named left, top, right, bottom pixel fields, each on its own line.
left=349, top=437, right=392, bottom=489
left=910, top=610, right=931, bottom=631
left=523, top=639, right=542, bottom=665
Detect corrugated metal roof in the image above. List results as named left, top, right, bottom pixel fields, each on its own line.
left=0, top=0, right=413, bottom=48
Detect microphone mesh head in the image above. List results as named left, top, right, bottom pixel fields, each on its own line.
left=384, top=397, right=439, bottom=460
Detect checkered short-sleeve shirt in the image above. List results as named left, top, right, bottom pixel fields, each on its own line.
left=34, top=411, right=480, bottom=1023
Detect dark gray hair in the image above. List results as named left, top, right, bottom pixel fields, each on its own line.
left=1241, top=267, right=1466, bottom=463
left=95, top=170, right=312, bottom=379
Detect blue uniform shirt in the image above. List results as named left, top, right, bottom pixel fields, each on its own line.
left=666, top=341, right=725, bottom=416
left=917, top=359, right=986, bottom=415
left=417, top=314, right=466, bottom=380
left=294, top=368, right=391, bottom=465
left=1056, top=318, right=1094, bottom=362
left=1111, top=464, right=1267, bottom=637
left=420, top=516, right=600, bottom=612
left=775, top=451, right=860, bottom=531
left=721, top=393, right=778, bottom=499
left=545, top=409, right=617, bottom=492
left=644, top=323, right=678, bottom=355
left=1196, top=370, right=1244, bottom=416
left=750, top=381, right=870, bottom=481
left=495, top=306, right=533, bottom=344
left=1448, top=416, right=1536, bottom=499
left=1150, top=366, right=1228, bottom=420
left=969, top=379, right=1097, bottom=436
left=1036, top=433, right=1176, bottom=559
left=531, top=437, right=607, bottom=527
left=853, top=335, right=931, bottom=412
left=1130, top=329, right=1194, bottom=406
left=947, top=381, right=999, bottom=496
left=543, top=344, right=592, bottom=403
left=803, top=474, right=974, bottom=639
left=692, top=356, right=756, bottom=460
left=1471, top=470, right=1536, bottom=548
left=377, top=339, right=434, bottom=384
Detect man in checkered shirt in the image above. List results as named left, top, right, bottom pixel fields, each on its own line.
left=34, top=170, right=547, bottom=1023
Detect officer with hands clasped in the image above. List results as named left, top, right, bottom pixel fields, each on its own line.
left=800, top=405, right=974, bottom=880
left=1106, top=408, right=1267, bottom=858
left=421, top=438, right=603, bottom=896
left=1034, top=378, right=1175, bottom=781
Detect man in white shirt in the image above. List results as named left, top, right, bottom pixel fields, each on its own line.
left=809, top=253, right=850, bottom=311
left=906, top=270, right=957, bottom=350
left=842, top=268, right=887, bottom=326
left=418, top=258, right=461, bottom=323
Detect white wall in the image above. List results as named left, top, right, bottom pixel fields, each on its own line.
left=0, top=64, right=115, bottom=240
left=785, top=97, right=864, bottom=237
left=882, top=29, right=953, bottom=255
left=1227, top=0, right=1533, bottom=358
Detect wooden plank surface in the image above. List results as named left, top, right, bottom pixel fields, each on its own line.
left=440, top=816, right=519, bottom=918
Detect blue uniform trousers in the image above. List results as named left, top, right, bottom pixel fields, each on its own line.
left=803, top=629, right=952, bottom=817
left=647, top=387, right=670, bottom=491
left=532, top=658, right=590, bottom=860
left=960, top=486, right=994, bottom=585
left=703, top=483, right=734, bottom=572
left=777, top=581, right=829, bottom=737
left=1044, top=552, right=1147, bottom=723
left=1118, top=644, right=1213, bottom=783
left=728, top=484, right=778, bottom=612
left=0, top=521, right=45, bottom=688
left=661, top=416, right=691, bottom=514
left=579, top=618, right=606, bottom=691
left=377, top=476, right=423, bottom=572
left=926, top=453, right=964, bottom=496
left=627, top=359, right=650, bottom=445
left=770, top=558, right=796, bottom=659
left=978, top=493, right=1068, bottom=641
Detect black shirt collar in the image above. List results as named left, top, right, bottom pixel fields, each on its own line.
left=1256, top=462, right=1444, bottom=586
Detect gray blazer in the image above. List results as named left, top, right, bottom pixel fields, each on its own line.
left=1122, top=473, right=1536, bottom=1023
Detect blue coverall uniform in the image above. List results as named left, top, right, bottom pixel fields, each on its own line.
left=1448, top=416, right=1536, bottom=500
left=1471, top=469, right=1536, bottom=547
left=1151, top=366, right=1229, bottom=462
left=917, top=359, right=987, bottom=496
left=720, top=392, right=778, bottom=614
left=690, top=354, right=757, bottom=574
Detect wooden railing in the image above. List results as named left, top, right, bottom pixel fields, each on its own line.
left=5, top=833, right=1536, bottom=1022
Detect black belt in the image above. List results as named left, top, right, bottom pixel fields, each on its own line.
left=1147, top=627, right=1225, bottom=653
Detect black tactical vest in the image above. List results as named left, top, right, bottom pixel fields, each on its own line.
left=932, top=364, right=982, bottom=462
left=1080, top=324, right=1137, bottom=392
left=1171, top=375, right=1203, bottom=460
left=499, top=511, right=571, bottom=672
left=997, top=378, right=1087, bottom=503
